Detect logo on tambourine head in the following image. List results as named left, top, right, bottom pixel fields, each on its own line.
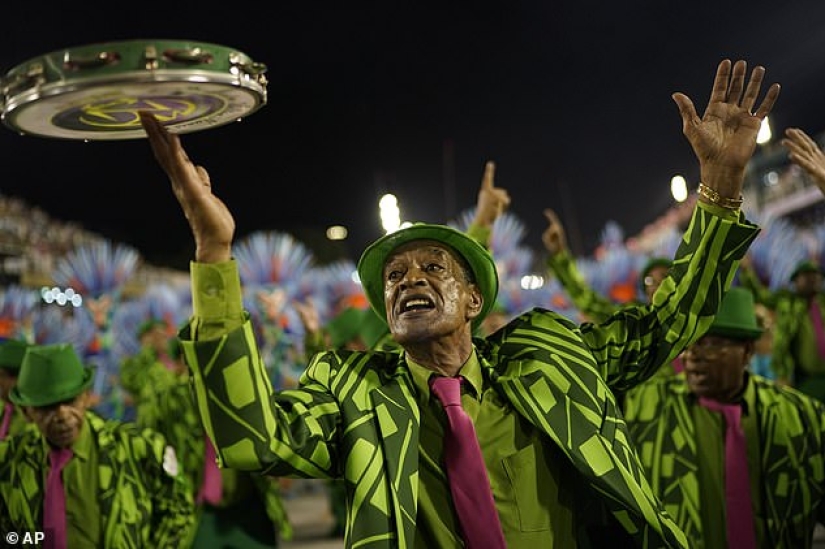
left=54, top=94, right=226, bottom=131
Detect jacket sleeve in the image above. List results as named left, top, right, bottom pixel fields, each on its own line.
left=180, top=316, right=343, bottom=479
left=580, top=203, right=760, bottom=392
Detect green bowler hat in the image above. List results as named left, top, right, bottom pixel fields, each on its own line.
left=357, top=224, right=499, bottom=325
left=0, top=339, right=30, bottom=372
left=790, top=260, right=822, bottom=282
left=705, top=287, right=763, bottom=341
left=9, top=343, right=95, bottom=407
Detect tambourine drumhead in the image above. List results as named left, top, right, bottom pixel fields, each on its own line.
left=0, top=39, right=268, bottom=140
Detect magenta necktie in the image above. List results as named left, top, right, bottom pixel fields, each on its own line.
left=430, top=376, right=506, bottom=549
left=43, top=447, right=73, bottom=549
left=698, top=398, right=757, bottom=549
left=809, top=300, right=825, bottom=359
left=197, top=436, right=223, bottom=505
left=0, top=402, right=13, bottom=440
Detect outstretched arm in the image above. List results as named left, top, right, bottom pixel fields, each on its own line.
left=585, top=59, right=777, bottom=389
left=543, top=208, right=618, bottom=322
left=140, top=113, right=343, bottom=482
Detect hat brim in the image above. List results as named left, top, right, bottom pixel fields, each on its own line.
left=9, top=367, right=95, bottom=407
left=791, top=265, right=823, bottom=281
left=706, top=325, right=763, bottom=341
left=357, top=225, right=499, bottom=327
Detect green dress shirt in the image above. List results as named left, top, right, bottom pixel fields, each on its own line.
left=407, top=351, right=576, bottom=548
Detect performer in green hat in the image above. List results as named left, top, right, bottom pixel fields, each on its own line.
left=0, top=339, right=31, bottom=440
left=623, top=287, right=825, bottom=547
left=0, top=343, right=195, bottom=546
left=139, top=57, right=778, bottom=548
left=739, top=256, right=825, bottom=401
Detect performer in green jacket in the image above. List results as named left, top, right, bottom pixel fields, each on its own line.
left=0, top=339, right=32, bottom=440
left=0, top=343, right=195, bottom=547
left=623, top=287, right=825, bottom=547
left=138, top=57, right=778, bottom=548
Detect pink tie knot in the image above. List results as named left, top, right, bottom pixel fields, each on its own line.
left=49, top=447, right=73, bottom=471
left=698, top=397, right=742, bottom=428
left=430, top=376, right=462, bottom=407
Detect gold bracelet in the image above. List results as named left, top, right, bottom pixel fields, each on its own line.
left=696, top=183, right=743, bottom=210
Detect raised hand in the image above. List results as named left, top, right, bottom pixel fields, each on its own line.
left=782, top=128, right=825, bottom=191
left=139, top=111, right=234, bottom=263
left=293, top=299, right=321, bottom=335
left=672, top=59, right=781, bottom=202
left=472, top=161, right=511, bottom=228
left=542, top=208, right=568, bottom=256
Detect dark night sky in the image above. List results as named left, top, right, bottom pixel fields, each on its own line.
left=3, top=2, right=825, bottom=271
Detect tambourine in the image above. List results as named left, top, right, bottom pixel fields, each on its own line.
left=0, top=39, right=268, bottom=140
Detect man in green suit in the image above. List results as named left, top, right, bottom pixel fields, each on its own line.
left=0, top=343, right=196, bottom=547
left=623, top=286, right=825, bottom=547
left=0, top=339, right=32, bottom=440
left=139, top=58, right=778, bottom=548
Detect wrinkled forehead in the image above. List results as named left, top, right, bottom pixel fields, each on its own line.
left=383, top=239, right=462, bottom=268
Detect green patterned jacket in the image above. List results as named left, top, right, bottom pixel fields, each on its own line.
left=623, top=373, right=825, bottom=548
left=0, top=411, right=196, bottom=546
left=181, top=206, right=758, bottom=548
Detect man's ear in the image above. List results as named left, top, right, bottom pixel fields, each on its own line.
left=742, top=340, right=756, bottom=365
left=466, top=284, right=484, bottom=321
